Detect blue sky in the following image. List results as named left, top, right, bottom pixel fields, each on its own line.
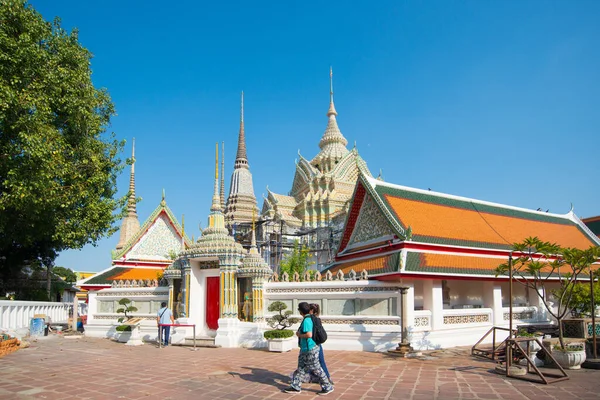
left=29, top=1, right=600, bottom=272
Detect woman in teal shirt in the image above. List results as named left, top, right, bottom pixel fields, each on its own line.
left=285, top=302, right=333, bottom=395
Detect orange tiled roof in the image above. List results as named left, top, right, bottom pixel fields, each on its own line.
left=326, top=253, right=400, bottom=275
left=370, top=180, right=598, bottom=251
left=111, top=268, right=163, bottom=281
left=83, top=267, right=164, bottom=285
left=405, top=252, right=600, bottom=276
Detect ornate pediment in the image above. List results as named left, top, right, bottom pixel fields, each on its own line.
left=347, top=194, right=395, bottom=247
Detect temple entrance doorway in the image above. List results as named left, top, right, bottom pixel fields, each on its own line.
left=238, top=278, right=253, bottom=322
left=206, top=276, right=220, bottom=330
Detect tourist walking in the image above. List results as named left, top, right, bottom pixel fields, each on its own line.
left=310, top=303, right=332, bottom=384
left=285, top=302, right=333, bottom=395
left=157, top=302, right=175, bottom=347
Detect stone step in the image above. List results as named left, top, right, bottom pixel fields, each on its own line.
left=177, top=336, right=220, bottom=348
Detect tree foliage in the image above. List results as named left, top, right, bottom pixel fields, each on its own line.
left=0, top=1, right=126, bottom=290
left=496, top=236, right=599, bottom=349
left=279, top=241, right=313, bottom=279
left=52, top=266, right=77, bottom=283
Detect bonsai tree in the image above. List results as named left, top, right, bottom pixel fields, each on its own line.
left=264, top=301, right=300, bottom=340
left=116, top=298, right=138, bottom=323
left=496, top=237, right=598, bottom=350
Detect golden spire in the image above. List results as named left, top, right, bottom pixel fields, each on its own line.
left=181, top=214, right=185, bottom=249
left=211, top=142, right=221, bottom=212
left=220, top=141, right=225, bottom=211
left=234, top=91, right=248, bottom=169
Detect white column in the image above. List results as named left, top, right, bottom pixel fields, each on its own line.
left=530, top=286, right=547, bottom=322
left=87, top=291, right=97, bottom=324
left=404, top=282, right=415, bottom=335
left=423, top=280, right=443, bottom=330
left=483, top=282, right=503, bottom=326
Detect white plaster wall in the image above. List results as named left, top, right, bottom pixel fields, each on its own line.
left=188, top=267, right=219, bottom=337
left=499, top=281, right=529, bottom=307
left=445, top=280, right=485, bottom=308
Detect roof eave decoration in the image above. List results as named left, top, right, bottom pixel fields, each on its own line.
left=360, top=174, right=408, bottom=240
left=112, top=195, right=192, bottom=260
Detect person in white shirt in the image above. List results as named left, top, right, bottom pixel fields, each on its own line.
left=156, top=302, right=175, bottom=346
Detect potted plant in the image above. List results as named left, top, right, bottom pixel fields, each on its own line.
left=496, top=237, right=598, bottom=370
left=264, top=301, right=300, bottom=352
left=114, top=298, right=138, bottom=343
left=516, top=328, right=544, bottom=366
left=552, top=342, right=587, bottom=370
left=114, top=324, right=132, bottom=343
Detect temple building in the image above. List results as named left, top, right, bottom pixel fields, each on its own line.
left=164, top=144, right=271, bottom=347
left=79, top=141, right=189, bottom=296
left=224, top=92, right=259, bottom=231
left=260, top=69, right=372, bottom=268
left=323, top=173, right=600, bottom=349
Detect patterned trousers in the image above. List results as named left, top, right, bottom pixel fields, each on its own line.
left=291, top=346, right=333, bottom=391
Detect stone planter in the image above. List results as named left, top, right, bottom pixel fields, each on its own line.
left=553, top=349, right=587, bottom=370
left=518, top=337, right=544, bottom=367
left=267, top=337, right=295, bottom=352
left=114, top=331, right=131, bottom=343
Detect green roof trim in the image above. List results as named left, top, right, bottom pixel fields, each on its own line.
left=584, top=219, right=600, bottom=236
left=83, top=267, right=129, bottom=285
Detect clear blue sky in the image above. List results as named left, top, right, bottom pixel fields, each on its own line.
left=29, top=1, right=599, bottom=272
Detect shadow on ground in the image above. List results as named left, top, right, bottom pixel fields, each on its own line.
left=228, top=366, right=290, bottom=390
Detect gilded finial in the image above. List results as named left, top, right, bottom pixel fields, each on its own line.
left=161, top=189, right=166, bottom=207
left=241, top=91, right=244, bottom=123
left=215, top=142, right=218, bottom=181
left=329, top=66, right=334, bottom=104
left=327, top=67, right=337, bottom=117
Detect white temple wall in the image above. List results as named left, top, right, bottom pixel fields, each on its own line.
left=84, top=287, right=168, bottom=342
left=264, top=280, right=403, bottom=352
left=186, top=267, right=219, bottom=338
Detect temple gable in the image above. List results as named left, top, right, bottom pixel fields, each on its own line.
left=347, top=194, right=396, bottom=247
left=126, top=213, right=183, bottom=261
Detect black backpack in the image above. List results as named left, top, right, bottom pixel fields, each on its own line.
left=311, top=315, right=327, bottom=345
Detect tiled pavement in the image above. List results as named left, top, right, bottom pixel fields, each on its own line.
left=1, top=336, right=599, bottom=399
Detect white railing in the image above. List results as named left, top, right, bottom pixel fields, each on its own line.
left=442, top=308, right=493, bottom=327
left=0, top=301, right=70, bottom=331
left=502, top=306, right=539, bottom=322
left=413, top=310, right=432, bottom=331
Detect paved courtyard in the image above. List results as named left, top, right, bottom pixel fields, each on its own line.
left=1, top=336, right=599, bottom=400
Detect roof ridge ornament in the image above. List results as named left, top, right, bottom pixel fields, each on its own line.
left=327, top=66, right=337, bottom=117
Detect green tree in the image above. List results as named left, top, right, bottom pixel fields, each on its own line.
left=496, top=237, right=599, bottom=349
left=0, top=1, right=126, bottom=297
left=279, top=241, right=313, bottom=280
left=52, top=266, right=77, bottom=283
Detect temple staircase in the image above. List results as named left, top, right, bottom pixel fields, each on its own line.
left=180, top=336, right=220, bottom=348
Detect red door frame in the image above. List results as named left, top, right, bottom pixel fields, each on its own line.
left=206, top=276, right=220, bottom=330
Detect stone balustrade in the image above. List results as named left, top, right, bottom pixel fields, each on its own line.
left=0, top=301, right=71, bottom=331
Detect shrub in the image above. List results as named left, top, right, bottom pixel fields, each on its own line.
left=115, top=325, right=132, bottom=332
left=264, top=329, right=294, bottom=340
